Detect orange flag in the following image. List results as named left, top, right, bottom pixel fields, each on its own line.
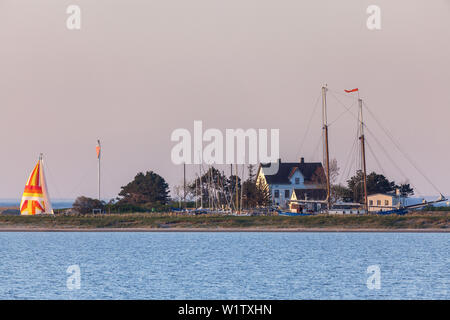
left=96, top=140, right=101, bottom=159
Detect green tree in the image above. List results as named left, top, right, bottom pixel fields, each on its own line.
left=242, top=164, right=271, bottom=208
left=347, top=170, right=397, bottom=203
left=118, top=171, right=170, bottom=207
left=397, top=183, right=414, bottom=197
left=331, top=184, right=353, bottom=203
left=188, top=167, right=230, bottom=208
left=73, top=196, right=104, bottom=214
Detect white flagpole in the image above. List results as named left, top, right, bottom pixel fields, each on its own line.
left=97, top=140, right=101, bottom=200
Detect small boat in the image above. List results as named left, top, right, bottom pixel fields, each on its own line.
left=277, top=210, right=312, bottom=217
left=375, top=209, right=408, bottom=215
left=20, top=154, right=54, bottom=215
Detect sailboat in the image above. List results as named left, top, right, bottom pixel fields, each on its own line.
left=20, top=154, right=54, bottom=215
left=286, top=86, right=447, bottom=215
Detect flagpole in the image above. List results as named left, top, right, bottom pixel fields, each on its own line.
left=97, top=139, right=101, bottom=201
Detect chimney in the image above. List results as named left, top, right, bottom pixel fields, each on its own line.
left=300, top=157, right=304, bottom=164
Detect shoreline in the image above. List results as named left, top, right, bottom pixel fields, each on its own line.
left=1, top=212, right=448, bottom=232
left=0, top=227, right=448, bottom=233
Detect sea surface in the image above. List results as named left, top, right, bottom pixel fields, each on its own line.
left=0, top=200, right=74, bottom=209
left=0, top=232, right=448, bottom=300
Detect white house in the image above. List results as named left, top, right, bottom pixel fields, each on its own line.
left=256, top=158, right=326, bottom=208
left=367, top=193, right=404, bottom=212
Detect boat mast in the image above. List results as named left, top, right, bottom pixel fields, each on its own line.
left=183, top=162, right=186, bottom=209
left=240, top=165, right=244, bottom=212
left=358, top=98, right=369, bottom=213
left=195, top=175, right=198, bottom=208
left=235, top=164, right=239, bottom=214
left=199, top=163, right=203, bottom=208
left=230, top=164, right=233, bottom=210
left=322, top=86, right=331, bottom=210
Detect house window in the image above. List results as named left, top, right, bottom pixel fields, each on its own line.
left=295, top=178, right=300, bottom=184
left=274, top=190, right=279, bottom=198
left=385, top=200, right=389, bottom=206
left=377, top=200, right=381, bottom=206
left=285, top=190, right=290, bottom=198
left=369, top=200, right=373, bottom=206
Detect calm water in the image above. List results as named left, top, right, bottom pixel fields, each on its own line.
left=0, top=232, right=448, bottom=300
left=0, top=200, right=74, bottom=209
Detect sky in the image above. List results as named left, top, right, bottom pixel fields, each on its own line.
left=0, top=0, right=449, bottom=200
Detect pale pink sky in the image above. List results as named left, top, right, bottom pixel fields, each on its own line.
left=0, top=0, right=449, bottom=200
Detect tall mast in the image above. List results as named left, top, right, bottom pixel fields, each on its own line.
left=235, top=164, right=239, bottom=214
left=208, top=167, right=212, bottom=209
left=358, top=98, right=369, bottom=213
left=195, top=175, right=198, bottom=208
left=322, top=86, right=331, bottom=210
left=199, top=163, right=203, bottom=208
left=240, top=164, right=244, bottom=212
left=96, top=140, right=101, bottom=200
left=183, top=162, right=186, bottom=209
left=230, top=164, right=233, bottom=210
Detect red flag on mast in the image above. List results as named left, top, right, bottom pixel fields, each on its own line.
left=96, top=140, right=101, bottom=159
left=344, top=88, right=359, bottom=93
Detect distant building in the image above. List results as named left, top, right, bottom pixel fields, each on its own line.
left=256, top=158, right=326, bottom=208
left=367, top=193, right=404, bottom=212
left=289, top=188, right=327, bottom=213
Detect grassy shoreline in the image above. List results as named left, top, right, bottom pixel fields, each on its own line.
left=0, top=212, right=448, bottom=231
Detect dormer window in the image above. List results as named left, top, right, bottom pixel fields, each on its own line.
left=295, top=178, right=300, bottom=184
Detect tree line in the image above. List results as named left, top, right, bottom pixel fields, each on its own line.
left=73, top=160, right=413, bottom=213
left=72, top=165, right=270, bottom=214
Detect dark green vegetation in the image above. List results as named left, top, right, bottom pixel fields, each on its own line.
left=0, top=212, right=447, bottom=230
left=72, top=196, right=104, bottom=214
left=187, top=164, right=270, bottom=209
left=73, top=171, right=172, bottom=213
left=118, top=171, right=170, bottom=207
left=74, top=165, right=270, bottom=214
left=334, top=170, right=415, bottom=203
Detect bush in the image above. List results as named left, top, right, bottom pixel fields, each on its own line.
left=73, top=196, right=105, bottom=214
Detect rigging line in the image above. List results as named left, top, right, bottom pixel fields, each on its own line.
left=362, top=101, right=441, bottom=195
left=42, top=159, right=63, bottom=200
left=327, top=88, right=360, bottom=101
left=364, top=125, right=423, bottom=197
left=311, top=131, right=323, bottom=161
left=338, top=128, right=357, bottom=185
left=366, top=139, right=423, bottom=199
left=365, top=139, right=387, bottom=178
left=343, top=119, right=362, bottom=185
left=338, top=134, right=359, bottom=185
left=328, top=91, right=360, bottom=123
left=296, top=90, right=322, bottom=157
left=328, top=100, right=357, bottom=126
left=69, top=161, right=97, bottom=198
left=366, top=138, right=422, bottom=198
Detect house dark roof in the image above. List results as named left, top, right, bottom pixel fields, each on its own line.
left=260, top=159, right=325, bottom=185
left=292, top=188, right=327, bottom=201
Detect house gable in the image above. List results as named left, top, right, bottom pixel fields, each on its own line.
left=289, top=168, right=304, bottom=187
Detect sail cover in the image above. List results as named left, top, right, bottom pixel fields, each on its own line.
left=20, top=156, right=54, bottom=215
